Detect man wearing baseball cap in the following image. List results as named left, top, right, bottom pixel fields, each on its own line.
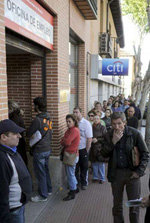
left=0, top=119, right=32, bottom=223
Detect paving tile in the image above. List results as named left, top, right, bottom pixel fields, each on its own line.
left=25, top=168, right=149, bottom=223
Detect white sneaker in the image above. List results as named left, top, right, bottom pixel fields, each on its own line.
left=31, top=195, right=47, bottom=202
left=48, top=192, right=52, bottom=196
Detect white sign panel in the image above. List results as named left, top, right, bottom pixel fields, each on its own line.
left=5, top=0, right=53, bottom=50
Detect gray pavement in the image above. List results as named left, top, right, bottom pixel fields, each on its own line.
left=25, top=167, right=149, bottom=223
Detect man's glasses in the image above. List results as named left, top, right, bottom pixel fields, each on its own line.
left=89, top=115, right=94, bottom=117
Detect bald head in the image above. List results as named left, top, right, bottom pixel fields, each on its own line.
left=127, top=106, right=135, bottom=117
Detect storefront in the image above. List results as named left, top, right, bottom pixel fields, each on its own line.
left=5, top=0, right=53, bottom=127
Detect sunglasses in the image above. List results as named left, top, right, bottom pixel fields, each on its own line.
left=89, top=115, right=94, bottom=117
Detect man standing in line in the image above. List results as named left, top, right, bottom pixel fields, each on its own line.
left=126, top=106, right=138, bottom=129
left=100, top=112, right=149, bottom=223
left=0, top=119, right=32, bottom=223
left=27, top=97, right=52, bottom=202
left=73, top=106, right=93, bottom=190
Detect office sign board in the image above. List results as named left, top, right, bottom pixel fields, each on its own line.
left=102, top=59, right=129, bottom=76
left=5, top=0, right=53, bottom=50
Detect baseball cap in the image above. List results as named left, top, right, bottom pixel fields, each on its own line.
left=0, top=119, right=25, bottom=135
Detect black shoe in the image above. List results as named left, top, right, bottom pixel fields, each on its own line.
left=99, top=180, right=104, bottom=184
left=75, top=188, right=80, bottom=193
left=92, top=179, right=98, bottom=183
left=63, top=190, right=75, bottom=201
left=81, top=185, right=87, bottom=190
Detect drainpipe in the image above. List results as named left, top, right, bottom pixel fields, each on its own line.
left=106, top=0, right=114, bottom=32
left=86, top=52, right=91, bottom=114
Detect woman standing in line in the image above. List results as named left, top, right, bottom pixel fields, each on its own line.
left=89, top=115, right=107, bottom=184
left=61, top=114, right=80, bottom=201
left=111, top=101, right=122, bottom=113
left=8, top=100, right=28, bottom=165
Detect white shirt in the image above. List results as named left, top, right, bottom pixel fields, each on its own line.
left=78, top=117, right=93, bottom=150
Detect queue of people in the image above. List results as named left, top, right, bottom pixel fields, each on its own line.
left=0, top=93, right=150, bottom=223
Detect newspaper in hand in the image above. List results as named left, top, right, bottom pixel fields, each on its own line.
left=125, top=198, right=142, bottom=207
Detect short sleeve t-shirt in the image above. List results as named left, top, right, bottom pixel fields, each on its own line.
left=78, top=118, right=93, bottom=150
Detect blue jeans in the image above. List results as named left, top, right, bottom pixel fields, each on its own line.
left=92, top=162, right=105, bottom=181
left=65, top=156, right=79, bottom=190
left=10, top=205, right=25, bottom=223
left=33, top=151, right=52, bottom=198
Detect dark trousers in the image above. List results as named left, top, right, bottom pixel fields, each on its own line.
left=111, top=169, right=141, bottom=223
left=145, top=207, right=150, bottom=223
left=75, top=148, right=88, bottom=186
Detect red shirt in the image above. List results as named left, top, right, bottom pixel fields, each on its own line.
left=61, top=127, right=80, bottom=154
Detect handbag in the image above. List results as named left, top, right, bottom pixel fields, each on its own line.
left=63, top=151, right=77, bottom=166
left=132, top=146, right=140, bottom=167
left=29, top=130, right=42, bottom=147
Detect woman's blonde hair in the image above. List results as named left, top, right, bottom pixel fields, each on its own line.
left=8, top=100, right=24, bottom=115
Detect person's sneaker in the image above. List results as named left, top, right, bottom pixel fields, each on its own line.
left=81, top=185, right=87, bottom=190
left=31, top=195, right=47, bottom=202
left=48, top=192, right=52, bottom=196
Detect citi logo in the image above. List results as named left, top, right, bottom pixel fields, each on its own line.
left=107, top=61, right=124, bottom=74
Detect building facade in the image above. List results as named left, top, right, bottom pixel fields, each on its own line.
left=0, top=0, right=124, bottom=156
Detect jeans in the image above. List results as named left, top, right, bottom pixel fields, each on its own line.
left=111, top=169, right=141, bottom=223
left=75, top=149, right=88, bottom=186
left=33, top=151, right=52, bottom=198
left=65, top=156, right=79, bottom=190
left=92, top=162, right=105, bottom=181
left=10, top=205, right=25, bottom=223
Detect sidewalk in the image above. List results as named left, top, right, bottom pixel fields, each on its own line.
left=25, top=122, right=149, bottom=223
left=25, top=167, right=149, bottom=223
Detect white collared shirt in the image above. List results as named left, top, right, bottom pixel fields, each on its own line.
left=78, top=118, right=93, bottom=150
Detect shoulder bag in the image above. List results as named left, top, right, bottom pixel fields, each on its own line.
left=63, top=151, right=77, bottom=166
left=132, top=146, right=140, bottom=167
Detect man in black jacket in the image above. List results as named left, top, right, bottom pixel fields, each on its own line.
left=0, top=119, right=32, bottom=223
left=27, top=97, right=52, bottom=202
left=100, top=112, right=149, bottom=223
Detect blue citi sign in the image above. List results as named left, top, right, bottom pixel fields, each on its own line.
left=102, top=59, right=129, bottom=76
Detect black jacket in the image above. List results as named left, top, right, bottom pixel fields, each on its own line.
left=0, top=145, right=32, bottom=223
left=100, top=126, right=149, bottom=182
left=89, top=123, right=107, bottom=162
left=9, top=110, right=28, bottom=165
left=27, top=112, right=52, bottom=153
left=127, top=116, right=138, bottom=129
